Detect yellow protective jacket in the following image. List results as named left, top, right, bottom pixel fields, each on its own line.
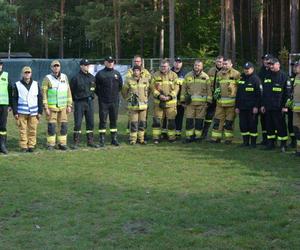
left=216, top=68, right=240, bottom=107
left=42, top=73, right=72, bottom=111
left=122, top=76, right=150, bottom=110
left=293, top=74, right=300, bottom=112
left=151, top=70, right=179, bottom=108
left=180, top=71, right=212, bottom=105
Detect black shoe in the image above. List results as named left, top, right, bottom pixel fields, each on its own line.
left=184, top=138, right=193, bottom=144
left=27, top=148, right=35, bottom=153
left=99, top=133, right=105, bottom=147
left=289, top=137, right=297, bottom=148
left=58, top=144, right=68, bottom=151
left=194, top=138, right=202, bottom=143
left=264, top=140, right=275, bottom=150
left=87, top=133, right=99, bottom=148
left=224, top=140, right=232, bottom=145
left=0, top=134, right=8, bottom=154
left=209, top=139, right=221, bottom=143
left=168, top=139, right=176, bottom=143
left=47, top=145, right=55, bottom=151
left=111, top=132, right=119, bottom=146
left=280, top=146, right=287, bottom=153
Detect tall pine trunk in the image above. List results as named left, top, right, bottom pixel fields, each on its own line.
left=113, top=0, right=121, bottom=60
left=257, top=0, right=263, bottom=63
left=59, top=0, right=65, bottom=58
left=290, top=0, right=299, bottom=53
left=159, top=0, right=165, bottom=58
left=169, top=0, right=175, bottom=60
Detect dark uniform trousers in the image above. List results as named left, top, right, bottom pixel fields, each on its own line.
left=175, top=104, right=184, bottom=133
left=0, top=105, right=8, bottom=133
left=74, top=98, right=94, bottom=132
left=239, top=110, right=258, bottom=137
left=205, top=101, right=216, bottom=125
left=265, top=110, right=288, bottom=141
left=287, top=109, right=294, bottom=137
left=99, top=101, right=119, bottom=133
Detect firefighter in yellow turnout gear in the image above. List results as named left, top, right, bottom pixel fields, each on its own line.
left=211, top=58, right=240, bottom=144
left=181, top=60, right=212, bottom=142
left=292, top=61, right=300, bottom=156
left=42, top=60, right=72, bottom=150
left=151, top=60, right=179, bottom=143
left=122, top=65, right=150, bottom=144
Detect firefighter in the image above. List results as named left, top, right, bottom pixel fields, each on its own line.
left=171, top=57, right=186, bottom=137
left=258, top=54, right=273, bottom=145
left=211, top=58, right=240, bottom=144
left=95, top=56, right=123, bottom=147
left=0, top=60, right=11, bottom=154
left=203, top=55, right=224, bottom=139
left=42, top=60, right=73, bottom=150
left=151, top=59, right=179, bottom=144
left=235, top=62, right=261, bottom=148
left=125, top=55, right=151, bottom=137
left=70, top=59, right=98, bottom=149
left=11, top=66, right=43, bottom=152
left=122, top=65, right=150, bottom=144
left=260, top=58, right=289, bottom=152
left=180, top=59, right=212, bottom=143
left=292, top=61, right=300, bottom=156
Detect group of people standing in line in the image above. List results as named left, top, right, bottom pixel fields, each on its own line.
left=0, top=53, right=299, bottom=157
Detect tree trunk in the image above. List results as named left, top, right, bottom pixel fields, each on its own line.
left=224, top=0, right=231, bottom=58
left=220, top=0, right=225, bottom=55
left=290, top=0, right=299, bottom=53
left=280, top=0, right=285, bottom=49
left=257, top=0, right=263, bottom=63
left=153, top=0, right=158, bottom=57
left=230, top=0, right=236, bottom=63
left=159, top=0, right=165, bottom=58
left=239, top=0, right=244, bottom=59
left=169, top=0, right=175, bottom=60
left=59, top=0, right=65, bottom=58
left=113, top=0, right=121, bottom=60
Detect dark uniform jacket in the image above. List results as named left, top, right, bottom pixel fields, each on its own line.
left=171, top=67, right=186, bottom=103
left=262, top=70, right=289, bottom=110
left=70, top=70, right=95, bottom=101
left=236, top=73, right=261, bottom=110
left=11, top=79, right=43, bottom=115
left=95, top=67, right=123, bottom=103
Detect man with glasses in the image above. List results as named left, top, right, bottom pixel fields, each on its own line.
left=42, top=60, right=72, bottom=150
left=95, top=56, right=123, bottom=147
left=151, top=59, right=179, bottom=144
left=11, top=66, right=43, bottom=152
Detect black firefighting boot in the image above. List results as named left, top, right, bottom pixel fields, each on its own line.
left=201, top=121, right=211, bottom=140
left=264, top=139, right=275, bottom=150
left=280, top=140, right=287, bottom=153
left=111, top=132, right=120, bottom=146
left=250, top=136, right=257, bottom=148
left=0, top=134, right=8, bottom=154
left=87, top=132, right=99, bottom=148
left=99, top=133, right=105, bottom=147
left=241, top=135, right=250, bottom=147
left=71, top=132, right=80, bottom=149
left=289, top=136, right=297, bottom=148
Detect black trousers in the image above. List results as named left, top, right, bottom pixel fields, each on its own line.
left=239, top=110, right=258, bottom=136
left=287, top=109, right=294, bottom=136
left=265, top=110, right=288, bottom=141
left=260, top=113, right=267, bottom=134
left=98, top=102, right=119, bottom=132
left=175, top=104, right=184, bottom=131
left=205, top=101, right=216, bottom=123
left=0, top=105, right=8, bottom=132
left=74, top=98, right=94, bottom=132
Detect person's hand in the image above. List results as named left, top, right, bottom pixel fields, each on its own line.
left=37, top=114, right=41, bottom=120
left=282, top=107, right=288, bottom=113
left=260, top=106, right=266, bottom=114
left=45, top=108, right=50, bottom=116
left=165, top=96, right=171, bottom=101
left=159, top=95, right=166, bottom=101
left=253, top=107, right=258, bottom=114
left=235, top=108, right=240, bottom=114
left=67, top=106, right=72, bottom=113
left=14, top=114, right=19, bottom=120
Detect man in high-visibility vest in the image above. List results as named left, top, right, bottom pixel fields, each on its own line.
left=42, top=60, right=72, bottom=150
left=0, top=60, right=11, bottom=154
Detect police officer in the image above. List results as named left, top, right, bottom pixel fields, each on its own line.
left=11, top=66, right=43, bottom=152
left=42, top=60, right=72, bottom=150
left=258, top=54, right=273, bottom=145
left=122, top=65, right=150, bottom=144
left=95, top=56, right=123, bottom=147
left=180, top=59, right=212, bottom=143
left=70, top=59, right=98, bottom=149
left=203, top=55, right=224, bottom=139
left=291, top=61, right=300, bottom=156
left=151, top=59, right=179, bottom=144
left=260, top=58, right=289, bottom=152
left=0, top=60, right=11, bottom=154
left=211, top=58, right=240, bottom=144
left=235, top=62, right=261, bottom=148
left=171, top=57, right=186, bottom=137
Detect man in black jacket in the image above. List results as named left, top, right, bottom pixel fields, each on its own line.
left=95, top=56, right=123, bottom=147
left=260, top=58, right=289, bottom=152
left=70, top=59, right=98, bottom=149
left=235, top=62, right=261, bottom=148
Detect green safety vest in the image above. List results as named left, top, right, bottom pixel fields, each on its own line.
left=47, top=74, right=69, bottom=108
left=0, top=72, right=9, bottom=105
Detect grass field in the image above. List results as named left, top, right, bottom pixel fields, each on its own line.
left=0, top=112, right=299, bottom=249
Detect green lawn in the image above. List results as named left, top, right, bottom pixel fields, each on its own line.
left=0, top=112, right=299, bottom=249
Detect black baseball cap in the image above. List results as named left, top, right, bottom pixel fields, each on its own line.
left=80, top=59, right=90, bottom=65
left=175, top=57, right=182, bottom=62
left=105, top=56, right=115, bottom=62
left=243, top=62, right=254, bottom=69
left=261, top=53, right=273, bottom=60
